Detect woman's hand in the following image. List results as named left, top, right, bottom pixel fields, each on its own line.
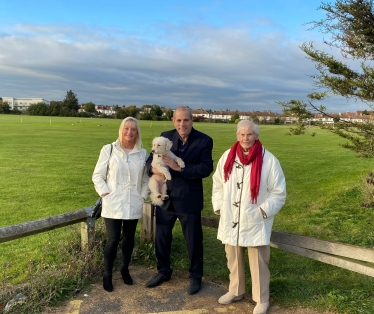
left=151, top=167, right=162, bottom=175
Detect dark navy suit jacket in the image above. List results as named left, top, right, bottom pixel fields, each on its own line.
left=146, top=127, right=213, bottom=213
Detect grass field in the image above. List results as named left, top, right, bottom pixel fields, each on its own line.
left=1, top=115, right=374, bottom=313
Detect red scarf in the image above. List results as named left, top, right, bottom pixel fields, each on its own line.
left=223, top=140, right=263, bottom=204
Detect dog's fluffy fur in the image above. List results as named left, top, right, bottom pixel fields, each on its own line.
left=148, top=136, right=185, bottom=206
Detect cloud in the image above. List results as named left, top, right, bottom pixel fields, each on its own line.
left=0, top=21, right=368, bottom=113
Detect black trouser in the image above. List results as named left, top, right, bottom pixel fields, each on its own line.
left=155, top=205, right=203, bottom=279
left=103, top=218, right=138, bottom=276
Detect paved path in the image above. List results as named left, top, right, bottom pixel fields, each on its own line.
left=43, top=266, right=329, bottom=314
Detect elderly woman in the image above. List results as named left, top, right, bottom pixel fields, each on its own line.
left=93, top=117, right=150, bottom=292
left=212, top=120, right=286, bottom=314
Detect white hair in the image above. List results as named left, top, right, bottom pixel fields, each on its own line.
left=236, top=120, right=260, bottom=137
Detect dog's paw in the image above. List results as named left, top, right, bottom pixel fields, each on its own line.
left=152, top=199, right=164, bottom=206
left=176, top=159, right=185, bottom=168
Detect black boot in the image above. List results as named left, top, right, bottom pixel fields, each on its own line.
left=120, top=268, right=133, bottom=285
left=103, top=274, right=113, bottom=292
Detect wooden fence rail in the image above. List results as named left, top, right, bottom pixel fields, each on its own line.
left=0, top=207, right=95, bottom=249
left=2, top=203, right=374, bottom=279
left=168, top=212, right=374, bottom=278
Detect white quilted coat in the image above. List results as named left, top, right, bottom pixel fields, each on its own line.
left=212, top=147, right=286, bottom=247
left=92, top=140, right=150, bottom=220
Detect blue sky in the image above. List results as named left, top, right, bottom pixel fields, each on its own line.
left=0, top=0, right=366, bottom=113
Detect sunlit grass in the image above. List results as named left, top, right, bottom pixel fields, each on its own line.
left=1, top=115, right=374, bottom=313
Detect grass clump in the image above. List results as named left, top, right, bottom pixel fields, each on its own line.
left=0, top=222, right=106, bottom=314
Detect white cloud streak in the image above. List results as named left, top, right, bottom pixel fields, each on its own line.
left=0, top=22, right=368, bottom=113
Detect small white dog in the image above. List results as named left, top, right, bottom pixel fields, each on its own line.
left=148, top=136, right=185, bottom=206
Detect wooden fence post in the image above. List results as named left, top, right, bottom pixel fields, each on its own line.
left=141, top=202, right=155, bottom=243
left=81, top=208, right=95, bottom=250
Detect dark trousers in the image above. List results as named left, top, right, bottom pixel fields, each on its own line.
left=103, top=218, right=138, bottom=275
left=155, top=205, right=203, bottom=279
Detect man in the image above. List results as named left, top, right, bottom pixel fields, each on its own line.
left=145, top=106, right=214, bottom=295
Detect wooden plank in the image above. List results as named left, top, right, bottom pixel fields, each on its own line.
left=201, top=216, right=219, bottom=229
left=0, top=208, right=89, bottom=243
left=81, top=220, right=95, bottom=250
left=271, top=230, right=374, bottom=264
left=271, top=241, right=374, bottom=278
left=140, top=202, right=155, bottom=243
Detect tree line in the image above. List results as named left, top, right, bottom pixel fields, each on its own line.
left=0, top=90, right=175, bottom=121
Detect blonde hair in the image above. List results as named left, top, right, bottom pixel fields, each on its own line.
left=118, top=117, right=142, bottom=149
left=236, top=120, right=260, bottom=138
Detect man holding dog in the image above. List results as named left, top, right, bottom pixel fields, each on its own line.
left=145, top=106, right=214, bottom=295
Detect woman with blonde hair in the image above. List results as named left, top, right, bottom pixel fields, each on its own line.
left=93, top=117, right=150, bottom=292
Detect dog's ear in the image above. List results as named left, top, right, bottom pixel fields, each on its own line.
left=166, top=139, right=173, bottom=151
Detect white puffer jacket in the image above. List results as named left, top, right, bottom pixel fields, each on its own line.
left=92, top=140, right=150, bottom=220
left=212, top=147, right=286, bottom=247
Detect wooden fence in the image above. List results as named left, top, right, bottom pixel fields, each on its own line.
left=143, top=206, right=374, bottom=279
left=2, top=202, right=374, bottom=279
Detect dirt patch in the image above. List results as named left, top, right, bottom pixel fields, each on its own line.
left=43, top=266, right=333, bottom=314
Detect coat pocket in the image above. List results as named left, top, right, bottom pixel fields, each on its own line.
left=243, top=203, right=263, bottom=224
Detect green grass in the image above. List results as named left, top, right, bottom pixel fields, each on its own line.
left=1, top=115, right=374, bottom=313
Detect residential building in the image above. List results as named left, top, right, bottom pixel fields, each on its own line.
left=1, top=97, right=50, bottom=111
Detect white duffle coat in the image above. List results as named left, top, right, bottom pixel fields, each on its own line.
left=92, top=140, right=150, bottom=220
left=212, top=147, right=286, bottom=247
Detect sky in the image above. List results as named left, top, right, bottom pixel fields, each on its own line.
left=0, top=0, right=367, bottom=113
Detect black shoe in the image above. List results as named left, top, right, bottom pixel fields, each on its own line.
left=120, top=269, right=133, bottom=285
left=145, top=273, right=170, bottom=288
left=103, top=275, right=113, bottom=292
left=188, top=278, right=202, bottom=295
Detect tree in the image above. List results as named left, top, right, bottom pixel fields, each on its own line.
left=165, top=109, right=173, bottom=121
left=83, top=102, right=96, bottom=113
left=150, top=105, right=163, bottom=120
left=278, top=0, right=374, bottom=158
left=114, top=106, right=127, bottom=119
left=230, top=111, right=240, bottom=123
left=125, top=105, right=140, bottom=118
left=63, top=90, right=79, bottom=112
left=26, top=102, right=50, bottom=116
left=251, top=114, right=260, bottom=124
left=0, top=101, right=10, bottom=114
left=49, top=101, right=63, bottom=116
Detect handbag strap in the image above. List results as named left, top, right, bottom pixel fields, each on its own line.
left=106, top=144, right=113, bottom=180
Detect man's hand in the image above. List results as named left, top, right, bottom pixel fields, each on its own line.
left=162, top=156, right=182, bottom=171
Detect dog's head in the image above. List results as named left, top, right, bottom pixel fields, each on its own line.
left=151, top=136, right=173, bottom=155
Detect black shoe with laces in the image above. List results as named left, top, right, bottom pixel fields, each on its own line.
left=188, top=278, right=202, bottom=295
left=145, top=273, right=170, bottom=288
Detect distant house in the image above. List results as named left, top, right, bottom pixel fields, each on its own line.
left=1, top=97, right=50, bottom=111
left=191, top=108, right=210, bottom=119
left=211, top=109, right=232, bottom=121
left=95, top=105, right=115, bottom=115
left=313, top=111, right=373, bottom=125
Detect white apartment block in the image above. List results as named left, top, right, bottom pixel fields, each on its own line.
left=1, top=97, right=50, bottom=111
